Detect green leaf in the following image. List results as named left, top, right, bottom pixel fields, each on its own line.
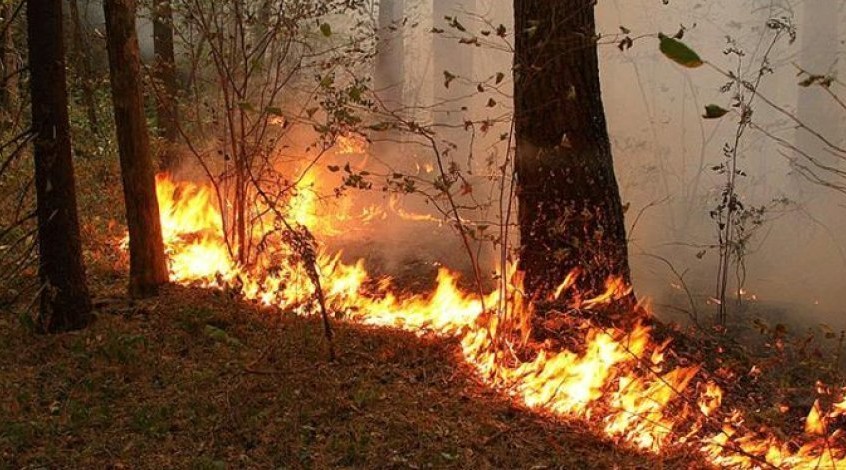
left=265, top=106, right=284, bottom=117
left=703, top=104, right=729, bottom=119
left=658, top=33, right=703, bottom=68
left=320, top=23, right=332, bottom=37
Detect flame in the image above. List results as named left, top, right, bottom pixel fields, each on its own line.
left=834, top=395, right=846, bottom=416
left=551, top=269, right=579, bottom=301
left=336, top=134, right=368, bottom=155
left=805, top=400, right=826, bottom=436
left=698, top=381, right=724, bottom=417
left=137, top=172, right=846, bottom=469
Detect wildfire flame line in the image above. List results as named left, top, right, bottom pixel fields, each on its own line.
left=137, top=173, right=846, bottom=469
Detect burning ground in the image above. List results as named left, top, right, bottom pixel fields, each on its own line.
left=7, top=171, right=841, bottom=469
left=146, top=170, right=846, bottom=468
left=3, top=163, right=846, bottom=468
left=0, top=285, right=677, bottom=469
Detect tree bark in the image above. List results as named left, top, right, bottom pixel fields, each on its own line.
left=152, top=0, right=179, bottom=170
left=1, top=4, right=19, bottom=116
left=68, top=0, right=99, bottom=132
left=27, top=0, right=92, bottom=331
left=513, top=0, right=632, bottom=301
left=103, top=0, right=169, bottom=298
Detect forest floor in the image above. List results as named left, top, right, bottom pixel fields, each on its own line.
left=0, top=281, right=703, bottom=469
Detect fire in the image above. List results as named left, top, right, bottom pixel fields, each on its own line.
left=335, top=133, right=368, bottom=155
left=698, top=381, right=724, bottom=417
left=139, top=172, right=846, bottom=469
left=805, top=400, right=826, bottom=436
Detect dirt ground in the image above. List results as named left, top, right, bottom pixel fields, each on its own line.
left=0, top=283, right=701, bottom=469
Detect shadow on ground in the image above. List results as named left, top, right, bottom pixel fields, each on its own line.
left=0, top=284, right=699, bottom=469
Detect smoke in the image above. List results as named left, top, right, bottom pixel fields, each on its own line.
left=596, top=0, right=846, bottom=327
left=366, top=0, right=846, bottom=327
left=78, top=0, right=845, bottom=324
left=73, top=1, right=155, bottom=60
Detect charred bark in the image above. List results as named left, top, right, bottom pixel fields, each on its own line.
left=103, top=0, right=169, bottom=298
left=153, top=0, right=179, bottom=170
left=27, top=0, right=92, bottom=331
left=513, top=0, right=633, bottom=301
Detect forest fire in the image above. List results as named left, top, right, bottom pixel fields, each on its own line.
left=148, top=172, right=846, bottom=469
left=9, top=0, right=846, bottom=467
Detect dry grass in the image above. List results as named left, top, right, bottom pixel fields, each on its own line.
left=0, top=282, right=701, bottom=469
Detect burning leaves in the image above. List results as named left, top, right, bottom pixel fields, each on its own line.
left=141, top=172, right=846, bottom=469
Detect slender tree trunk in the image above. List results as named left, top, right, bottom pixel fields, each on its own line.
left=103, top=0, right=169, bottom=298
left=375, top=0, right=404, bottom=109
left=1, top=4, right=19, bottom=116
left=27, top=0, right=92, bottom=332
left=153, top=0, right=179, bottom=170
left=68, top=0, right=99, bottom=132
left=513, top=0, right=632, bottom=301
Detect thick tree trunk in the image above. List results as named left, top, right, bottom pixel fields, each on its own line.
left=513, top=0, right=632, bottom=301
left=152, top=0, right=179, bottom=170
left=103, top=0, right=169, bottom=298
left=68, top=0, right=99, bottom=132
left=27, top=0, right=92, bottom=332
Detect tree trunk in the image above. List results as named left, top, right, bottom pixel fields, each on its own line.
left=1, top=4, right=19, bottom=116
left=68, top=0, right=99, bottom=132
left=375, top=0, right=404, bottom=109
left=513, top=0, right=632, bottom=301
left=153, top=0, right=179, bottom=170
left=27, top=0, right=92, bottom=332
left=103, top=0, right=169, bottom=298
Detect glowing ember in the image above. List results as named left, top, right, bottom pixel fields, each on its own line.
left=138, top=172, right=846, bottom=469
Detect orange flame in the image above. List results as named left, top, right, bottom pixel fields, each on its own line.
left=136, top=173, right=846, bottom=469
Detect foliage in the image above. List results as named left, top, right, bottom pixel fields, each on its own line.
left=168, top=0, right=373, bottom=268
left=658, top=33, right=703, bottom=68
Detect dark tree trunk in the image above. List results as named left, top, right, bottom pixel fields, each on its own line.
left=103, top=0, right=169, bottom=298
left=27, top=0, right=92, bottom=332
left=68, top=0, right=99, bottom=132
left=1, top=4, right=19, bottom=116
left=152, top=0, right=179, bottom=170
left=513, top=0, right=632, bottom=301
